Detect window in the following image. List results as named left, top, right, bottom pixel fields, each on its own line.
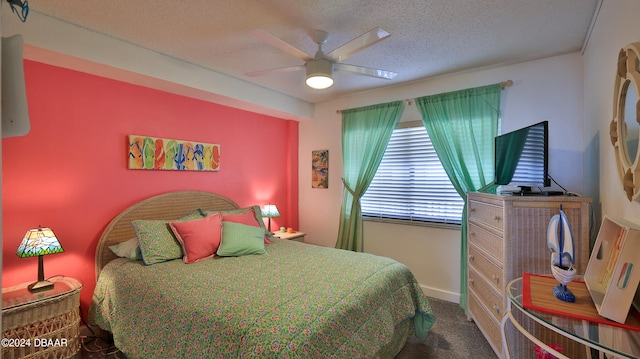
left=361, top=121, right=464, bottom=225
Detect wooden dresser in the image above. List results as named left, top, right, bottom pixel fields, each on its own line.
left=466, top=192, right=592, bottom=358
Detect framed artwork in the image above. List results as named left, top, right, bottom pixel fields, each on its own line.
left=312, top=150, right=328, bottom=188
left=128, top=135, right=220, bottom=171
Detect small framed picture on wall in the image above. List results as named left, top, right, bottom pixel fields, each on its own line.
left=312, top=150, right=328, bottom=188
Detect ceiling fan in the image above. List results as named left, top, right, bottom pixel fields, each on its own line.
left=245, top=28, right=398, bottom=90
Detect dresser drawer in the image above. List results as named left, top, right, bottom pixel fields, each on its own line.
left=468, top=199, right=503, bottom=232
left=469, top=292, right=502, bottom=357
left=469, top=244, right=504, bottom=293
left=469, top=267, right=505, bottom=323
left=468, top=223, right=503, bottom=261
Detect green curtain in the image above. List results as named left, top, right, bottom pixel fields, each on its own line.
left=495, top=128, right=529, bottom=185
left=415, top=84, right=501, bottom=312
left=336, top=101, right=405, bottom=252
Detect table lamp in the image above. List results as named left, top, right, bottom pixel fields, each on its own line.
left=261, top=204, right=280, bottom=233
left=16, top=226, right=64, bottom=292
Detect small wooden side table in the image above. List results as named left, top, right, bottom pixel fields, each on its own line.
left=273, top=231, right=306, bottom=242
left=2, top=276, right=82, bottom=359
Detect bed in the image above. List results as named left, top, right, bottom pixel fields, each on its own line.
left=89, top=190, right=435, bottom=358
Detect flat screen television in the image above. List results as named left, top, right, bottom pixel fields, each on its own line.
left=494, top=121, right=550, bottom=193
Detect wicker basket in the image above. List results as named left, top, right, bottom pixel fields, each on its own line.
left=2, top=278, right=81, bottom=359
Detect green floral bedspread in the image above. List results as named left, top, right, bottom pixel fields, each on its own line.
left=89, top=239, right=435, bottom=358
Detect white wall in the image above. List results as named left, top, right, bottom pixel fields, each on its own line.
left=584, top=0, right=640, bottom=227
left=2, top=10, right=314, bottom=122
left=299, top=52, right=587, bottom=301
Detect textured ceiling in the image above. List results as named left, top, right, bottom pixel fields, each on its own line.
left=27, top=0, right=600, bottom=104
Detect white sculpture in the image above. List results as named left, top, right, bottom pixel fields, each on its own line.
left=547, top=204, right=576, bottom=302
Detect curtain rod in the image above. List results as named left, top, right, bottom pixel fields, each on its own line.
left=336, top=80, right=513, bottom=114
left=500, top=80, right=513, bottom=89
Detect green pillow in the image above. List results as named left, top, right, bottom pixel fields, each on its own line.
left=132, top=210, right=205, bottom=265
left=217, top=221, right=266, bottom=257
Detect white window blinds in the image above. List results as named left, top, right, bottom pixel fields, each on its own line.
left=510, top=124, right=546, bottom=185
left=361, top=122, right=464, bottom=225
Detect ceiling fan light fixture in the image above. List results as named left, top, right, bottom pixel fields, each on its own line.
left=305, top=58, right=334, bottom=89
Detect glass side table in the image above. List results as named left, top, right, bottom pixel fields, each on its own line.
left=502, top=277, right=640, bottom=359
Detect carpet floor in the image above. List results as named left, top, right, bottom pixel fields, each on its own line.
left=394, top=297, right=498, bottom=358
left=81, top=297, right=497, bottom=358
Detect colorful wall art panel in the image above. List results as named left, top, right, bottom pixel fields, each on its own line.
left=128, top=135, right=220, bottom=171
left=312, top=150, right=328, bottom=188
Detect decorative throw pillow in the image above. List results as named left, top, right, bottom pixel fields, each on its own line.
left=180, top=209, right=207, bottom=221
left=132, top=209, right=205, bottom=265
left=214, top=206, right=270, bottom=244
left=217, top=221, right=267, bottom=257
left=221, top=208, right=261, bottom=227
left=201, top=206, right=267, bottom=230
left=109, top=237, right=142, bottom=261
left=169, top=213, right=222, bottom=263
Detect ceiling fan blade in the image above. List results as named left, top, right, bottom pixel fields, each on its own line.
left=335, top=63, right=398, bottom=80
left=252, top=29, right=313, bottom=62
left=244, top=65, right=304, bottom=77
left=327, top=28, right=391, bottom=63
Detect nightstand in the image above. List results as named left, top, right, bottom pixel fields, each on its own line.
left=2, top=276, right=82, bottom=359
left=273, top=231, right=306, bottom=242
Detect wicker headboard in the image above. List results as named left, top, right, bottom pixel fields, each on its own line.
left=95, top=190, right=240, bottom=279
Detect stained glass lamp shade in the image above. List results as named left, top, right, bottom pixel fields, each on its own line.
left=261, top=204, right=280, bottom=233
left=16, top=226, right=64, bottom=292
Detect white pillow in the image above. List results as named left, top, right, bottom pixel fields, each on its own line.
left=109, top=237, right=143, bottom=261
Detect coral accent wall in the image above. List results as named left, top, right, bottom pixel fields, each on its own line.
left=2, top=60, right=299, bottom=317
